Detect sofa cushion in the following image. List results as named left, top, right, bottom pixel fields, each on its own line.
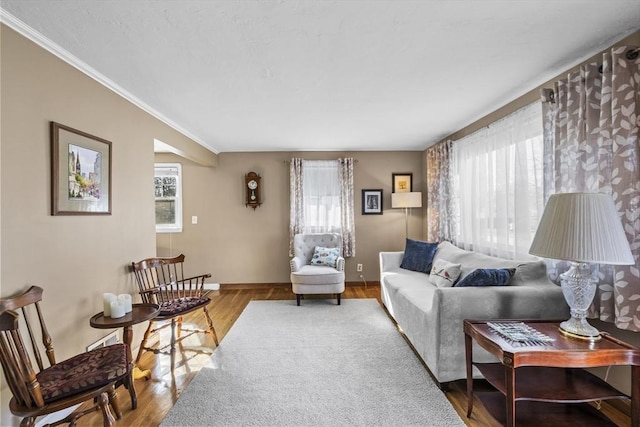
left=429, top=259, right=462, bottom=287
left=400, top=239, right=439, bottom=274
left=310, top=246, right=340, bottom=267
left=455, top=268, right=516, bottom=287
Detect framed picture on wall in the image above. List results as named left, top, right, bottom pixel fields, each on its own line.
left=392, top=173, right=412, bottom=193
left=51, top=122, right=112, bottom=215
left=362, top=189, right=383, bottom=215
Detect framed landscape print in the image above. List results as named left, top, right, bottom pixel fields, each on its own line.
left=51, top=122, right=112, bottom=215
left=392, top=173, right=412, bottom=193
left=362, top=189, right=383, bottom=215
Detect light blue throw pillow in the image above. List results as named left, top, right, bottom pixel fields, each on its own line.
left=400, top=239, right=439, bottom=274
left=454, top=268, right=516, bottom=287
left=310, top=246, right=340, bottom=268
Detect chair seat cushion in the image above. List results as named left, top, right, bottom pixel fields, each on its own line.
left=160, top=296, right=210, bottom=316
left=291, top=265, right=345, bottom=285
left=37, top=343, right=129, bottom=403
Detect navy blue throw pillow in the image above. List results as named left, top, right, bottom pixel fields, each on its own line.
left=454, top=268, right=516, bottom=287
left=400, top=239, right=439, bottom=274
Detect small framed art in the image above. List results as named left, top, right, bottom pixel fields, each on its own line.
left=392, top=173, right=412, bottom=193
left=362, top=189, right=383, bottom=215
left=51, top=122, right=112, bottom=215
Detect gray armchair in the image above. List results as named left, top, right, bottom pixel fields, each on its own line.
left=290, top=233, right=345, bottom=305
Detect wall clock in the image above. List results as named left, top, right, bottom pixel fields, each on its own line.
left=245, top=171, right=262, bottom=209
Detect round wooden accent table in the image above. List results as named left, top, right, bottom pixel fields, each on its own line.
left=90, top=303, right=160, bottom=409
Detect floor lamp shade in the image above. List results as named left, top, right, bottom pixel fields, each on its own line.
left=529, top=192, right=634, bottom=340
left=392, top=192, right=422, bottom=239
left=391, top=192, right=422, bottom=209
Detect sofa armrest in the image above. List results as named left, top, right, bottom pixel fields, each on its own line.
left=336, top=257, right=345, bottom=272
left=379, top=251, right=404, bottom=274
left=290, top=256, right=304, bottom=272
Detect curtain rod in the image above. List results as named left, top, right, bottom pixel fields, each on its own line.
left=283, top=159, right=359, bottom=163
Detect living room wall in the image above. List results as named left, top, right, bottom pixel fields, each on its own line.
left=155, top=151, right=425, bottom=284
left=0, top=25, right=215, bottom=363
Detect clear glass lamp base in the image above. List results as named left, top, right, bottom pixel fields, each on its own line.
left=558, top=262, right=601, bottom=342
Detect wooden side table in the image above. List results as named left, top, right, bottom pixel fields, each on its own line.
left=90, top=303, right=160, bottom=410
left=464, top=319, right=640, bottom=427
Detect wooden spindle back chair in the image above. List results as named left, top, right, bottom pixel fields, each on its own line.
left=0, top=286, right=132, bottom=427
left=131, top=254, right=218, bottom=368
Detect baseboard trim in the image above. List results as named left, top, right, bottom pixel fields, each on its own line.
left=218, top=282, right=380, bottom=290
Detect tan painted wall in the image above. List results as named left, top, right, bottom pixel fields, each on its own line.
left=155, top=151, right=425, bottom=283
left=0, top=25, right=215, bottom=364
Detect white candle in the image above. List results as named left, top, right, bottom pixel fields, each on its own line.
left=118, top=294, right=132, bottom=313
left=103, top=293, right=117, bottom=317
left=110, top=300, right=125, bottom=318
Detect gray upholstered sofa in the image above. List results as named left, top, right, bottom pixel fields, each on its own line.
left=379, top=241, right=569, bottom=388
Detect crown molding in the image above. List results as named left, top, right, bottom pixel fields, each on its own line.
left=0, top=8, right=217, bottom=154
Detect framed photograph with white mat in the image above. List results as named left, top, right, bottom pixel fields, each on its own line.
left=362, top=189, right=383, bottom=215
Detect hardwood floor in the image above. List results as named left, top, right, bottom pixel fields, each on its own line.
left=74, top=284, right=630, bottom=427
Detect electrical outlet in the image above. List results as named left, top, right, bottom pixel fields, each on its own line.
left=356, top=263, right=363, bottom=272
left=191, top=216, right=198, bottom=224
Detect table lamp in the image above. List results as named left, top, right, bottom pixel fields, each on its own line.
left=392, top=192, right=422, bottom=239
left=529, top=193, right=634, bottom=341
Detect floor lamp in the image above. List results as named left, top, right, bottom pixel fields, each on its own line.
left=529, top=193, right=634, bottom=341
left=391, top=192, right=422, bottom=239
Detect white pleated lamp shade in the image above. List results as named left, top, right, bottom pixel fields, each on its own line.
left=391, top=192, right=422, bottom=209
left=529, top=193, right=634, bottom=265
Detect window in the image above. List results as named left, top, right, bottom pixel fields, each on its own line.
left=302, top=160, right=341, bottom=233
left=154, top=163, right=182, bottom=233
left=451, top=102, right=544, bottom=259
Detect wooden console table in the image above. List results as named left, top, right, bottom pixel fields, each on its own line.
left=464, top=319, right=640, bottom=427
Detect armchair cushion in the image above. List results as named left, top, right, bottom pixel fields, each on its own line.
left=37, top=343, right=129, bottom=403
left=310, top=246, right=341, bottom=268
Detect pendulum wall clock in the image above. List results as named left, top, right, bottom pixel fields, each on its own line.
left=245, top=171, right=262, bottom=210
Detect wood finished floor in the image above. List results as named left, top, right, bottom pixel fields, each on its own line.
left=74, top=284, right=630, bottom=427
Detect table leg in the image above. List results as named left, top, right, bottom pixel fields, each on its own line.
left=122, top=326, right=139, bottom=410
left=504, top=361, right=515, bottom=427
left=465, top=332, right=474, bottom=417
left=632, top=365, right=639, bottom=427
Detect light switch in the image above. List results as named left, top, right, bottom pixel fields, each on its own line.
left=191, top=216, right=198, bottom=224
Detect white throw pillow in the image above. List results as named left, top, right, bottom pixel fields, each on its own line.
left=429, top=259, right=462, bottom=288
left=310, top=246, right=340, bottom=268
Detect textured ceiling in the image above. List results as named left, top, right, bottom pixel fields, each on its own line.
left=2, top=1, right=639, bottom=153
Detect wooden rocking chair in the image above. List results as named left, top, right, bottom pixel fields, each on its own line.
left=0, top=286, right=132, bottom=427
left=131, top=254, right=218, bottom=369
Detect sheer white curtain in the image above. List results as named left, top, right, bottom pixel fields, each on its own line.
left=452, top=102, right=544, bottom=259
left=302, top=160, right=341, bottom=233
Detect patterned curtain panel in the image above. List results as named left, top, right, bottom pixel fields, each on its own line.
left=289, top=158, right=304, bottom=257
left=541, top=46, right=640, bottom=331
left=339, top=158, right=356, bottom=257
left=426, top=140, right=455, bottom=242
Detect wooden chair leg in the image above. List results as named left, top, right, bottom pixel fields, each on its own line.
left=135, top=321, right=154, bottom=364
left=106, top=386, right=122, bottom=419
left=296, top=294, right=301, bottom=306
left=202, top=306, right=219, bottom=346
left=170, top=318, right=177, bottom=369
left=97, top=392, right=116, bottom=427
left=337, top=293, right=341, bottom=305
